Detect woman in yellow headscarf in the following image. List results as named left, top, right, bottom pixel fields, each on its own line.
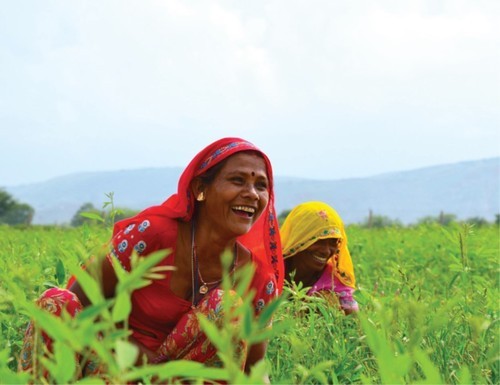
left=280, top=201, right=359, bottom=314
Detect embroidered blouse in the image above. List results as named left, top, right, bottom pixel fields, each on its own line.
left=108, top=214, right=277, bottom=350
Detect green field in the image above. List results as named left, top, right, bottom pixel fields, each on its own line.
left=0, top=223, right=498, bottom=384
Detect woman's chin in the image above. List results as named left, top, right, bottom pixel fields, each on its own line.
left=229, top=224, right=253, bottom=237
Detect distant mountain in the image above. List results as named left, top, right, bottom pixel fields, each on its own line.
left=5, top=158, right=500, bottom=225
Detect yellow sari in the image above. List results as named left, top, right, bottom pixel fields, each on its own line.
left=280, top=201, right=356, bottom=288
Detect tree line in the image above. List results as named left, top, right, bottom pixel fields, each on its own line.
left=0, top=189, right=34, bottom=225
left=1, top=189, right=499, bottom=228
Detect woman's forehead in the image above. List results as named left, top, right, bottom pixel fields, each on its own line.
left=221, top=153, right=268, bottom=175
left=311, top=238, right=341, bottom=247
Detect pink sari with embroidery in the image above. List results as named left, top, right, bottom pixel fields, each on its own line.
left=308, top=263, right=359, bottom=312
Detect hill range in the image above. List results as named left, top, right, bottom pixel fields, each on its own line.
left=5, top=157, right=499, bottom=225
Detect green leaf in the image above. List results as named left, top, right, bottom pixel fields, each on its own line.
left=112, top=292, right=132, bottom=323
left=80, top=212, right=105, bottom=222
left=0, top=368, right=31, bottom=385
left=257, top=296, right=284, bottom=329
left=53, top=340, right=77, bottom=383
left=77, top=301, right=113, bottom=322
left=115, top=339, right=139, bottom=371
left=413, top=348, right=443, bottom=384
left=242, top=303, right=253, bottom=338
left=55, top=257, right=66, bottom=285
left=75, top=378, right=106, bottom=384
left=457, top=366, right=472, bottom=385
left=69, top=264, right=106, bottom=306
left=197, top=315, right=224, bottom=351
left=123, top=360, right=229, bottom=382
left=21, top=302, right=83, bottom=351
left=117, top=249, right=172, bottom=293
left=234, top=263, right=256, bottom=299
left=247, top=319, right=290, bottom=344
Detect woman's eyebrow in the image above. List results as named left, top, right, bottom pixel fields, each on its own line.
left=227, top=170, right=268, bottom=178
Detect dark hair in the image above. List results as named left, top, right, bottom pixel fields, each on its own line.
left=197, top=158, right=228, bottom=186
left=196, top=150, right=265, bottom=186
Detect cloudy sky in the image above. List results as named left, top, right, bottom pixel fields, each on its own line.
left=1, top=0, right=499, bottom=187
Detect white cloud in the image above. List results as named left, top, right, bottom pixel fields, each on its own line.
left=0, top=0, right=499, bottom=185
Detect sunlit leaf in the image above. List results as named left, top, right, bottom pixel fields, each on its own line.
left=115, top=339, right=139, bottom=371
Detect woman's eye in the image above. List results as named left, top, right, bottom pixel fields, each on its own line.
left=256, top=181, right=268, bottom=190
left=230, top=177, right=244, bottom=184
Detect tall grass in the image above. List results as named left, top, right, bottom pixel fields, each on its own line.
left=0, top=224, right=280, bottom=384
left=0, top=222, right=498, bottom=384
left=268, top=223, right=499, bottom=384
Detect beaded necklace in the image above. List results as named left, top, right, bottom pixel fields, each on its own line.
left=190, top=222, right=238, bottom=307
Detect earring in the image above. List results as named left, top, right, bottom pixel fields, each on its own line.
left=196, top=192, right=205, bottom=202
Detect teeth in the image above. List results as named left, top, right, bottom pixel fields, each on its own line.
left=312, top=254, right=328, bottom=263
left=233, top=206, right=255, bottom=214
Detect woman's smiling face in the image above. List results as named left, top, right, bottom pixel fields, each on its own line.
left=199, top=152, right=270, bottom=237
left=292, top=238, right=341, bottom=273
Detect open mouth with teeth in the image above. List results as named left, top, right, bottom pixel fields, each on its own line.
left=232, top=205, right=256, bottom=218
left=311, top=253, right=330, bottom=264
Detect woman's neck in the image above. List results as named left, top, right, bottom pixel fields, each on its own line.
left=190, top=218, right=237, bottom=274
left=287, top=261, right=322, bottom=288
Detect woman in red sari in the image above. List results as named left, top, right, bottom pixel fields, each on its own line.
left=20, top=137, right=284, bottom=378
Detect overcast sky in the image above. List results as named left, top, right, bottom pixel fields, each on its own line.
left=1, top=0, right=499, bottom=187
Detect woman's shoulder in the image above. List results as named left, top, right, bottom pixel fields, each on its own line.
left=109, top=214, right=179, bottom=271
left=114, top=213, right=178, bottom=242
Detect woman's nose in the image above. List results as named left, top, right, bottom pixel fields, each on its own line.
left=243, top=184, right=259, bottom=200
left=326, top=243, right=339, bottom=256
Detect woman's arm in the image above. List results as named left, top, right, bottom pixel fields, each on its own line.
left=68, top=256, right=118, bottom=307
left=69, top=256, right=160, bottom=365
left=245, top=341, right=266, bottom=372
left=245, top=341, right=270, bottom=383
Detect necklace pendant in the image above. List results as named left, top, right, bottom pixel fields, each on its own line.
left=199, top=284, right=208, bottom=295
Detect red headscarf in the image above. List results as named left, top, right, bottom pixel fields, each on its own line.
left=114, top=137, right=284, bottom=292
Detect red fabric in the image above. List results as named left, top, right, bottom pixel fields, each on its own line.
left=110, top=216, right=190, bottom=348
left=108, top=137, right=283, bottom=351
left=114, top=137, right=283, bottom=291
left=155, top=288, right=246, bottom=366
left=19, top=288, right=103, bottom=378
left=109, top=201, right=278, bottom=352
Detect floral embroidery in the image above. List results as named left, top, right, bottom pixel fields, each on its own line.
left=318, top=210, right=329, bottom=220
left=124, top=224, right=135, bottom=234
left=134, top=241, right=147, bottom=254
left=110, top=248, right=127, bottom=270
left=118, top=240, right=128, bottom=253
left=266, top=281, right=275, bottom=295
left=138, top=220, right=150, bottom=232
left=198, top=141, right=254, bottom=171
left=284, top=230, right=341, bottom=258
left=256, top=299, right=265, bottom=311
left=20, top=288, right=108, bottom=377
left=267, top=210, right=280, bottom=282
left=323, top=228, right=341, bottom=236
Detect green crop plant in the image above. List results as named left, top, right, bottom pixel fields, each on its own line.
left=1, top=217, right=498, bottom=384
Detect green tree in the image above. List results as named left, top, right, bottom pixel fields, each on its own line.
left=70, top=202, right=103, bottom=227
left=278, top=209, right=292, bottom=226
left=0, top=189, right=34, bottom=225
left=113, top=207, right=140, bottom=223
left=362, top=210, right=402, bottom=228
left=465, top=216, right=489, bottom=227
left=417, top=211, right=457, bottom=226
left=0, top=189, right=16, bottom=217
